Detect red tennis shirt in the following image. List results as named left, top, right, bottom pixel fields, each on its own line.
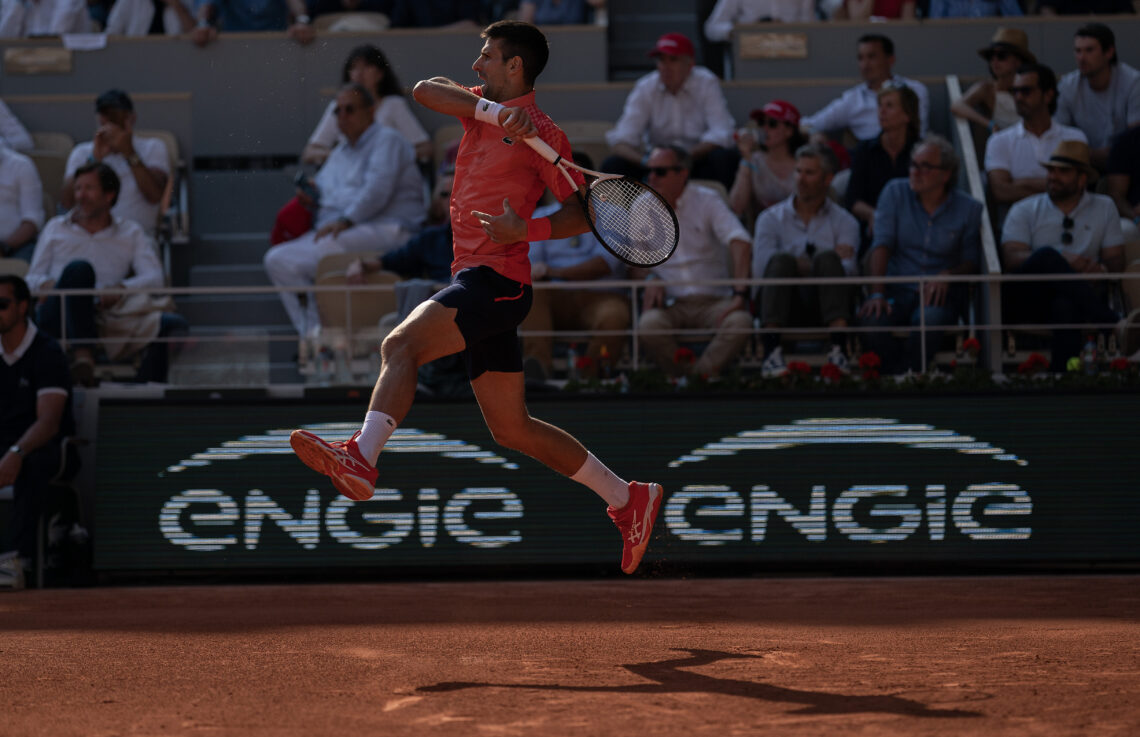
left=449, top=86, right=584, bottom=284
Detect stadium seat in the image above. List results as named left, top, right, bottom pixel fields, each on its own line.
left=313, top=252, right=400, bottom=359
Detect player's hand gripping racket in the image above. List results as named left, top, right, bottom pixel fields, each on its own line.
left=523, top=136, right=679, bottom=267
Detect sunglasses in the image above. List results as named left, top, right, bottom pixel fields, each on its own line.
left=1010, top=85, right=1037, bottom=97
left=648, top=165, right=684, bottom=176
left=909, top=161, right=947, bottom=172
left=1061, top=216, right=1074, bottom=246
left=990, top=50, right=1012, bottom=62
left=0, top=297, right=12, bottom=310
left=764, top=118, right=787, bottom=129
left=333, top=104, right=359, bottom=116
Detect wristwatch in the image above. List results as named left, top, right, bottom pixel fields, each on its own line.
left=8, top=444, right=23, bottom=457
left=126, top=153, right=142, bottom=167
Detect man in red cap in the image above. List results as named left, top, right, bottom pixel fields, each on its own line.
left=603, top=32, right=739, bottom=190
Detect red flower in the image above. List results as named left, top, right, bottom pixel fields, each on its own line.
left=962, top=337, right=981, bottom=355
left=674, top=347, right=696, bottom=365
left=1110, top=357, right=1129, bottom=372
left=1027, top=352, right=1048, bottom=368
left=950, top=359, right=958, bottom=369
left=858, top=352, right=881, bottom=370
left=820, top=363, right=843, bottom=382
left=787, top=361, right=811, bottom=375
left=575, top=355, right=594, bottom=370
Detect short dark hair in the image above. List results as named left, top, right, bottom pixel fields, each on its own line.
left=482, top=20, right=549, bottom=88
left=656, top=144, right=691, bottom=171
left=73, top=161, right=121, bottom=207
left=794, top=142, right=838, bottom=176
left=858, top=34, right=894, bottom=57
left=341, top=45, right=402, bottom=98
left=1016, top=63, right=1059, bottom=116
left=1075, top=23, right=1117, bottom=66
left=341, top=82, right=376, bottom=109
left=95, top=88, right=133, bottom=115
left=0, top=273, right=31, bottom=306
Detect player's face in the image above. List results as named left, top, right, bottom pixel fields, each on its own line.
left=73, top=172, right=114, bottom=218
left=473, top=38, right=512, bottom=101
left=0, top=284, right=25, bottom=334
left=857, top=42, right=892, bottom=85
left=654, top=53, right=693, bottom=94
left=1074, top=36, right=1110, bottom=77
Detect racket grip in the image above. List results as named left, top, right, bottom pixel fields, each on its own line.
left=522, top=135, right=562, bottom=165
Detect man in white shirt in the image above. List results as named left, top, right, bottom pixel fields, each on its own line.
left=0, top=144, right=44, bottom=262
left=985, top=63, right=1087, bottom=206
left=704, top=0, right=815, bottom=42
left=801, top=34, right=930, bottom=141
left=752, top=143, right=859, bottom=377
left=61, top=90, right=170, bottom=237
left=27, top=162, right=185, bottom=384
left=264, top=84, right=426, bottom=340
left=0, top=99, right=33, bottom=152
left=637, top=145, right=752, bottom=378
left=1001, top=141, right=1125, bottom=372
left=603, top=33, right=739, bottom=189
left=1056, top=22, right=1140, bottom=172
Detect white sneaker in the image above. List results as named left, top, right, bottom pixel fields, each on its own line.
left=0, top=551, right=26, bottom=591
left=826, top=345, right=851, bottom=375
left=761, top=346, right=788, bottom=378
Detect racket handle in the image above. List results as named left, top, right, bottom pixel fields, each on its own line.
left=522, top=135, right=562, bottom=165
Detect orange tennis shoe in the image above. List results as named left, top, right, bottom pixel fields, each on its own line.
left=289, top=429, right=378, bottom=501
left=607, top=481, right=664, bottom=574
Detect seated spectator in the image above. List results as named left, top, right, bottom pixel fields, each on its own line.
left=0, top=144, right=44, bottom=263
left=728, top=100, right=805, bottom=229
left=0, top=274, right=79, bottom=591
left=307, top=0, right=394, bottom=23
left=26, top=163, right=187, bottom=385
left=520, top=170, right=630, bottom=380
left=753, top=143, right=859, bottom=378
left=0, top=0, right=91, bottom=36
left=1055, top=23, right=1140, bottom=173
left=1001, top=141, right=1125, bottom=372
left=387, top=0, right=480, bottom=28
left=951, top=27, right=1036, bottom=134
left=985, top=63, right=1086, bottom=207
left=0, top=99, right=33, bottom=152
left=105, top=0, right=196, bottom=35
left=637, top=145, right=752, bottom=379
left=264, top=84, right=426, bottom=341
left=192, top=0, right=316, bottom=46
left=846, top=83, right=920, bottom=258
left=1038, top=0, right=1138, bottom=14
left=1107, top=125, right=1140, bottom=228
left=603, top=33, right=740, bottom=190
left=926, top=0, right=1022, bottom=16
left=303, top=44, right=430, bottom=167
left=831, top=0, right=915, bottom=20
left=801, top=34, right=930, bottom=143
left=704, top=0, right=815, bottom=42
left=859, top=135, right=982, bottom=374
left=62, top=89, right=170, bottom=237
left=518, top=0, right=602, bottom=24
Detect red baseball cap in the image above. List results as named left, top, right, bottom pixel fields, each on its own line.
left=750, top=100, right=801, bottom=126
left=649, top=32, right=695, bottom=59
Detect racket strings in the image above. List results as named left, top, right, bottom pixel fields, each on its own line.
left=588, top=178, right=678, bottom=267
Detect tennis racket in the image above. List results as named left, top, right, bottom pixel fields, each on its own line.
left=524, top=136, right=679, bottom=268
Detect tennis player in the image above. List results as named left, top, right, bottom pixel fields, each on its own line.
left=289, top=20, right=663, bottom=574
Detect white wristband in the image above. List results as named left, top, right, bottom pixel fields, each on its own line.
left=474, top=99, right=504, bottom=126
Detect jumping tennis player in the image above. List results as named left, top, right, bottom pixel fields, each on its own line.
left=289, top=20, right=663, bottom=574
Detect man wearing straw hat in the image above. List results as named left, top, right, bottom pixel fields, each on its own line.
left=1000, top=140, right=1125, bottom=372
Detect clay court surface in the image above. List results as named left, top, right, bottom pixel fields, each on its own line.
left=2, top=574, right=1138, bottom=736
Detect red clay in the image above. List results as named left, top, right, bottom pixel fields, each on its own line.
left=2, top=575, right=1138, bottom=736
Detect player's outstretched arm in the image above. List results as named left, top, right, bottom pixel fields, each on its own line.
left=412, top=78, right=536, bottom=138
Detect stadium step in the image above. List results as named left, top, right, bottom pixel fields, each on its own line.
left=177, top=292, right=290, bottom=328
left=190, top=263, right=272, bottom=288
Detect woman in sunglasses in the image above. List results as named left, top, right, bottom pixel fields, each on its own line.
left=951, top=27, right=1036, bottom=134
left=729, top=99, right=806, bottom=228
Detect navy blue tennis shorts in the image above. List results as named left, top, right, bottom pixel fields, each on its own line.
left=431, top=266, right=533, bottom=380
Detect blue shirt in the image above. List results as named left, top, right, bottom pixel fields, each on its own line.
left=380, top=223, right=454, bottom=283
left=314, top=122, right=426, bottom=232
left=528, top=202, right=625, bottom=282
left=927, top=0, right=1022, bottom=16
left=197, top=0, right=288, bottom=30
left=872, top=178, right=982, bottom=288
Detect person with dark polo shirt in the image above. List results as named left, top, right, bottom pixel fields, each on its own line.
left=0, top=274, right=77, bottom=590
left=287, top=21, right=664, bottom=576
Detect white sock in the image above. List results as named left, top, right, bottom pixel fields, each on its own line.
left=570, top=451, right=629, bottom=508
left=357, top=410, right=397, bottom=466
